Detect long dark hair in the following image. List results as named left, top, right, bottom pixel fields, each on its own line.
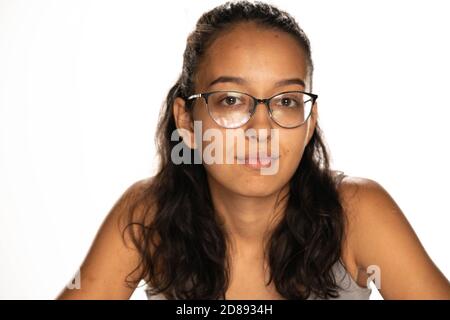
left=123, top=0, right=346, bottom=299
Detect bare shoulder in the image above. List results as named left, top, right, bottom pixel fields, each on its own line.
left=337, top=174, right=423, bottom=244
left=337, top=174, right=450, bottom=299
left=56, top=177, right=155, bottom=300
left=114, top=177, right=155, bottom=232
left=337, top=175, right=388, bottom=221
left=117, top=177, right=154, bottom=206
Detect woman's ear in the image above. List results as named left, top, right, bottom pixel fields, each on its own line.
left=173, top=97, right=197, bottom=149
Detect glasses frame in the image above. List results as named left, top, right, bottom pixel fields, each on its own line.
left=186, top=90, right=318, bottom=129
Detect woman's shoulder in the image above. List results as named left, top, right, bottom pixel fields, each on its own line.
left=331, top=170, right=379, bottom=189
left=114, top=176, right=158, bottom=233
left=334, top=172, right=450, bottom=299
left=120, top=176, right=157, bottom=208
left=124, top=176, right=155, bottom=195
left=334, top=172, right=406, bottom=286
left=333, top=171, right=393, bottom=234
left=335, top=173, right=388, bottom=215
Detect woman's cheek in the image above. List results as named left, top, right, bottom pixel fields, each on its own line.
left=279, top=131, right=307, bottom=172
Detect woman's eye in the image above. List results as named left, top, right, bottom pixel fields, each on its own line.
left=277, top=97, right=298, bottom=107
left=221, top=96, right=241, bottom=106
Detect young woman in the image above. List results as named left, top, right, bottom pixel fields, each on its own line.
left=57, top=1, right=450, bottom=300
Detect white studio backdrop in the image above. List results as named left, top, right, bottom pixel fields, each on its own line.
left=1, top=0, right=449, bottom=299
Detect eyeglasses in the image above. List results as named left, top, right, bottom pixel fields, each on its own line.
left=186, top=90, right=318, bottom=129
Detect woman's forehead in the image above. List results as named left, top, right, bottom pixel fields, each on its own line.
left=196, top=23, right=308, bottom=91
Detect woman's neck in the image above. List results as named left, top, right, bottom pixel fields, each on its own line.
left=207, top=175, right=289, bottom=259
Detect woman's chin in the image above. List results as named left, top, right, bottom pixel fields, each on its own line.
left=227, top=178, right=284, bottom=198
left=205, top=165, right=287, bottom=198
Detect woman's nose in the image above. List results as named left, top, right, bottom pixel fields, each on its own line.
left=246, top=100, right=274, bottom=131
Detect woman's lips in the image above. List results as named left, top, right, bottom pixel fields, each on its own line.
left=235, top=155, right=280, bottom=169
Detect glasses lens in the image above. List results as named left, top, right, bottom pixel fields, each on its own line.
left=207, top=92, right=252, bottom=128
left=269, top=92, right=313, bottom=128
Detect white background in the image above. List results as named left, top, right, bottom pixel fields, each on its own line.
left=1, top=0, right=449, bottom=299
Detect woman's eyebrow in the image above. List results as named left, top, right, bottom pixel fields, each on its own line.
left=208, top=76, right=305, bottom=88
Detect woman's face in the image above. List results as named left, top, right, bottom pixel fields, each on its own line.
left=174, top=22, right=318, bottom=198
